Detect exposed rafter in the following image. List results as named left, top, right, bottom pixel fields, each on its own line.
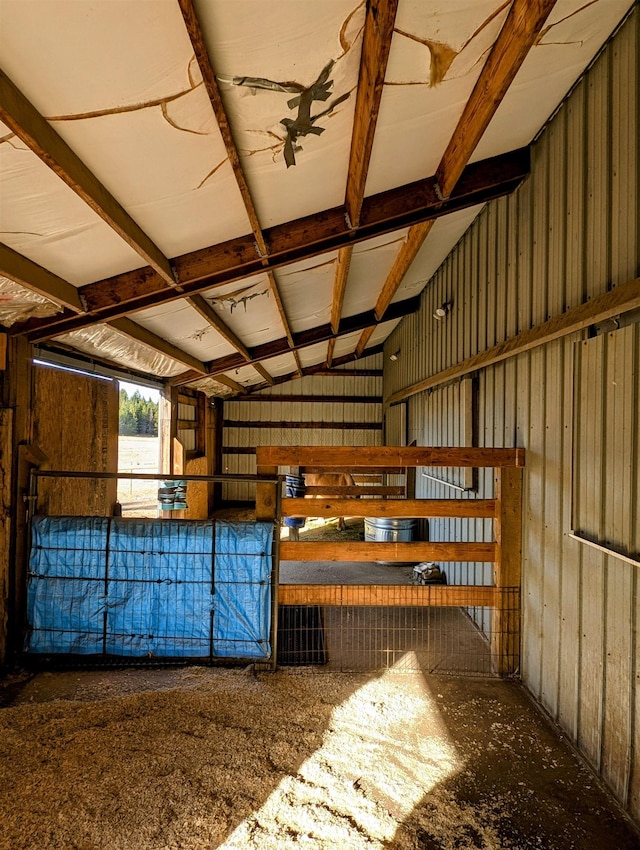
left=14, top=148, right=529, bottom=342
left=178, top=1, right=306, bottom=391
left=374, top=221, right=433, bottom=320
left=266, top=271, right=299, bottom=356
left=252, top=362, right=274, bottom=385
left=436, top=0, right=557, bottom=200
left=0, top=69, right=175, bottom=285
left=213, top=373, right=245, bottom=394
left=187, top=294, right=251, bottom=360
left=345, top=0, right=399, bottom=229
left=372, top=0, right=556, bottom=319
left=355, top=326, right=376, bottom=357
left=177, top=0, right=267, bottom=256
left=170, top=296, right=418, bottom=384
left=0, top=242, right=84, bottom=313
left=326, top=337, right=336, bottom=367
left=172, top=345, right=386, bottom=394
left=331, top=247, right=353, bottom=334
left=107, top=317, right=207, bottom=374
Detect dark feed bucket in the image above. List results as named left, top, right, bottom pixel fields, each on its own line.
left=284, top=474, right=306, bottom=529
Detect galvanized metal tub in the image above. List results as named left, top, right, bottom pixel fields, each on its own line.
left=364, top=517, right=420, bottom=564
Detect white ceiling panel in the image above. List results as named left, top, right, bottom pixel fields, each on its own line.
left=0, top=142, right=145, bottom=284
left=365, top=0, right=509, bottom=196
left=0, top=0, right=253, bottom=258
left=343, top=231, right=409, bottom=318
left=197, top=0, right=365, bottom=227
left=203, top=277, right=286, bottom=348
left=392, top=204, right=485, bottom=303
left=260, top=352, right=300, bottom=379
left=133, top=301, right=237, bottom=363
left=277, top=253, right=338, bottom=332
left=474, top=0, right=636, bottom=162
left=0, top=0, right=633, bottom=396
left=57, top=324, right=186, bottom=378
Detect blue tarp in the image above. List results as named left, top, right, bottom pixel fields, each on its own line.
left=26, top=516, right=273, bottom=659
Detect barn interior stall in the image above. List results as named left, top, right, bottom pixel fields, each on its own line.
left=1, top=0, right=639, bottom=847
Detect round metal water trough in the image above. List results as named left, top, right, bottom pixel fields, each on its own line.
left=364, top=517, right=420, bottom=564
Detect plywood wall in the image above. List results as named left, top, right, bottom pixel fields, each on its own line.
left=383, top=7, right=640, bottom=825
left=33, top=365, right=119, bottom=516
left=0, top=408, right=13, bottom=665
left=222, top=355, right=383, bottom=502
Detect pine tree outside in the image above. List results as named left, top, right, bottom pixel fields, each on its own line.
left=117, top=386, right=160, bottom=515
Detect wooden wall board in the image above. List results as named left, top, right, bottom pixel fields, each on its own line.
left=184, top=455, right=209, bottom=520
left=0, top=408, right=13, bottom=664
left=32, top=366, right=118, bottom=516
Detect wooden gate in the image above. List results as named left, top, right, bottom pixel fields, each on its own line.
left=256, top=446, right=524, bottom=676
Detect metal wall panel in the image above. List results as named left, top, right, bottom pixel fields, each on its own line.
left=382, top=8, right=640, bottom=825
left=222, top=355, right=383, bottom=501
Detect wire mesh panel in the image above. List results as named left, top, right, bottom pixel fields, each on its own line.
left=276, top=587, right=520, bottom=677
left=25, top=516, right=273, bottom=662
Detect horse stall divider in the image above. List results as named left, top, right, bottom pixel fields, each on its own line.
left=22, top=469, right=281, bottom=670
left=256, top=445, right=525, bottom=676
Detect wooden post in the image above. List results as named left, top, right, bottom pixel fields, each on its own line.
left=0, top=408, right=13, bottom=664
left=255, top=464, right=278, bottom=522
left=158, top=385, right=174, bottom=476
left=2, top=337, right=34, bottom=664
left=493, top=465, right=523, bottom=675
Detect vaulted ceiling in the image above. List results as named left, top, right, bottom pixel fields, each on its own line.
left=0, top=0, right=633, bottom=395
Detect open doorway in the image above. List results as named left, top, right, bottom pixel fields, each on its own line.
left=117, top=381, right=160, bottom=516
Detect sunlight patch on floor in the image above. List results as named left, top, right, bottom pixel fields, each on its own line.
left=219, top=667, right=461, bottom=849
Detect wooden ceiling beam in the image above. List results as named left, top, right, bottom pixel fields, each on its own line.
left=330, top=246, right=353, bottom=334
left=173, top=344, right=385, bottom=392
left=345, top=0, right=399, bottom=228
left=107, top=317, right=207, bottom=374
left=0, top=69, right=175, bottom=285
left=355, top=326, right=376, bottom=358
left=15, top=148, right=529, bottom=341
left=436, top=0, right=557, bottom=200
left=374, top=220, right=433, bottom=320
left=372, top=0, right=556, bottom=319
left=169, top=299, right=417, bottom=383
left=177, top=0, right=267, bottom=255
left=267, top=271, right=295, bottom=348
left=212, top=373, right=245, bottom=394
left=187, top=294, right=251, bottom=360
left=326, top=337, right=336, bottom=368
left=252, top=362, right=274, bottom=385
left=0, top=242, right=84, bottom=312
left=386, top=275, right=640, bottom=406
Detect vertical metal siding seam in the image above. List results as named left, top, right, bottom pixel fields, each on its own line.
left=598, top=332, right=610, bottom=776
left=625, top=323, right=639, bottom=809
left=555, top=341, right=566, bottom=721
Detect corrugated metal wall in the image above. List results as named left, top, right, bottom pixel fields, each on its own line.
left=222, top=355, right=383, bottom=501
left=383, top=8, right=640, bottom=824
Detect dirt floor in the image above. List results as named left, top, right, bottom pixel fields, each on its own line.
left=0, top=666, right=638, bottom=850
